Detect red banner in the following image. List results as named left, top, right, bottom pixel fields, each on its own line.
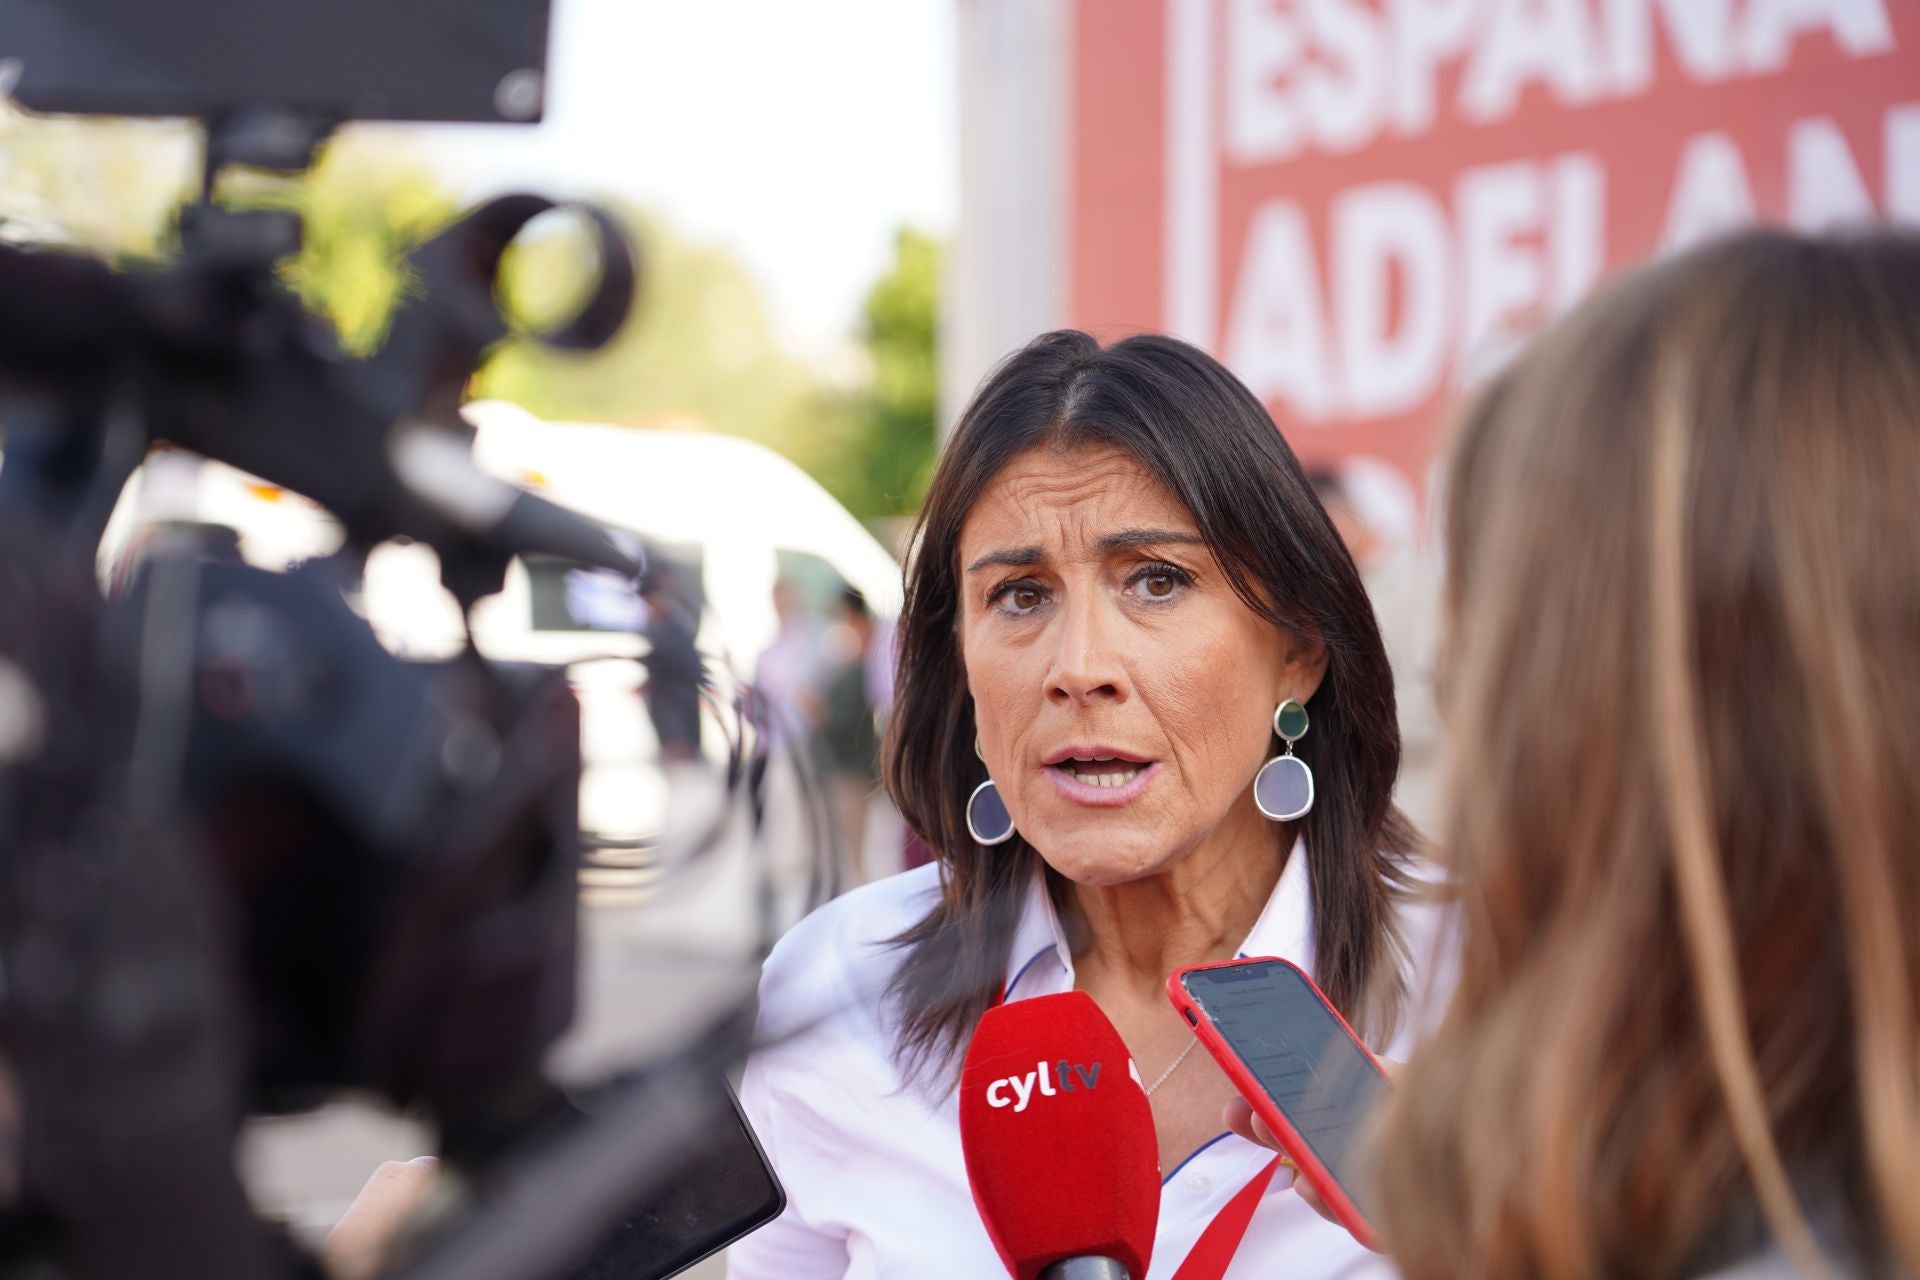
left=1070, top=0, right=1920, bottom=496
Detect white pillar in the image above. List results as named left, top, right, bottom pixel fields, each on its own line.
left=943, top=0, right=1071, bottom=438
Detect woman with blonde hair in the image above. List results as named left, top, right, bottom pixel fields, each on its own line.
left=1363, top=229, right=1920, bottom=1277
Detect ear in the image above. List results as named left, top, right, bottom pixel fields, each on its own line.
left=1276, top=635, right=1329, bottom=708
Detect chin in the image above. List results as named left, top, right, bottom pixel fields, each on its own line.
left=1029, top=829, right=1176, bottom=888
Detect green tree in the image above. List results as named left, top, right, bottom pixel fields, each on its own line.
left=0, top=112, right=934, bottom=529
left=474, top=206, right=820, bottom=450
left=262, top=141, right=463, bottom=353
left=0, top=106, right=194, bottom=255
left=809, top=227, right=942, bottom=521
left=0, top=114, right=458, bottom=353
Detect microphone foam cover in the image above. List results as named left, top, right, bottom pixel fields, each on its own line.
left=958, top=991, right=1160, bottom=1280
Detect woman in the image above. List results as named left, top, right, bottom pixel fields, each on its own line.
left=729, top=331, right=1442, bottom=1279
left=1259, top=230, right=1920, bottom=1277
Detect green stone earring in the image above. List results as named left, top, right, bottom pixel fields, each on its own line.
left=1254, top=699, right=1314, bottom=821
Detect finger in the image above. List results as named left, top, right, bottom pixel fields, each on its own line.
left=1221, top=1097, right=1266, bottom=1148
left=1245, top=1107, right=1282, bottom=1152
left=1221, top=1097, right=1293, bottom=1160
left=325, top=1158, right=440, bottom=1280
left=1293, top=1171, right=1338, bottom=1225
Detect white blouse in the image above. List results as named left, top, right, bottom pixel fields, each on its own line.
left=728, top=839, right=1450, bottom=1280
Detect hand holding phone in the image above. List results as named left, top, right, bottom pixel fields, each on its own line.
left=1221, top=1084, right=1394, bottom=1244
left=1167, top=958, right=1391, bottom=1250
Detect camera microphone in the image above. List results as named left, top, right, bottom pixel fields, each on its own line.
left=387, top=421, right=643, bottom=580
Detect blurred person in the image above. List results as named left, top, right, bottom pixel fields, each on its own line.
left=813, top=586, right=886, bottom=885
left=729, top=332, right=1447, bottom=1279
left=755, top=576, right=827, bottom=744
left=639, top=563, right=705, bottom=767
left=1241, top=230, right=1920, bottom=1278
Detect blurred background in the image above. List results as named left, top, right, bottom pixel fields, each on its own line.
left=3, top=0, right=1915, bottom=1273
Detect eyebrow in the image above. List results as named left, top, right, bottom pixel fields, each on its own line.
left=1096, top=528, right=1206, bottom=555
left=964, top=545, right=1044, bottom=574
left=963, top=528, right=1206, bottom=574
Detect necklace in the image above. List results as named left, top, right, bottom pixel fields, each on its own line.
left=1144, top=1037, right=1199, bottom=1096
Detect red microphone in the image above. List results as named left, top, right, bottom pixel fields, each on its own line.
left=959, top=991, right=1160, bottom=1280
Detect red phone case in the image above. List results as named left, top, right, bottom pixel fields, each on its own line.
left=1166, top=957, right=1387, bottom=1251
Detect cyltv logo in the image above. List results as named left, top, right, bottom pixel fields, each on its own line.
left=984, top=1059, right=1109, bottom=1113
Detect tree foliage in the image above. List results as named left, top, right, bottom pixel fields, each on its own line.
left=474, top=205, right=819, bottom=450
left=0, top=112, right=944, bottom=527
left=807, top=227, right=943, bottom=521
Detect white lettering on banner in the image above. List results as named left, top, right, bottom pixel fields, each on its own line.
left=1224, top=0, right=1898, bottom=164
left=1227, top=0, right=1306, bottom=164
left=1789, top=117, right=1878, bottom=230
left=1549, top=153, right=1607, bottom=314
left=1301, top=0, right=1389, bottom=153
left=1199, top=0, right=1912, bottom=428
left=1225, top=201, right=1337, bottom=421
left=1334, top=182, right=1450, bottom=416
left=1739, top=0, right=1894, bottom=74
left=1387, top=0, right=1480, bottom=135
left=1459, top=0, right=1604, bottom=124
left=1892, top=105, right=1920, bottom=221
left=1659, top=132, right=1758, bottom=252
left=1455, top=162, right=1544, bottom=386
left=1603, top=0, right=1740, bottom=95
left=1228, top=151, right=1612, bottom=416
left=1221, top=106, right=1919, bottom=422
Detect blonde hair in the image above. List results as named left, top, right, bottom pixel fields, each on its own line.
left=1375, top=231, right=1920, bottom=1278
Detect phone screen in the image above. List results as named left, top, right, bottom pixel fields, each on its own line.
left=574, top=1082, right=785, bottom=1280
left=1182, top=961, right=1387, bottom=1221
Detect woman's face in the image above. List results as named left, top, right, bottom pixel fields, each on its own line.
left=957, top=443, right=1325, bottom=886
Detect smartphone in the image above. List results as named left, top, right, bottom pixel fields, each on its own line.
left=1167, top=957, right=1389, bottom=1249
left=574, top=1081, right=786, bottom=1279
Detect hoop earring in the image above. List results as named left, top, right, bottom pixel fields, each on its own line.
left=1254, top=699, right=1314, bottom=821
left=968, top=735, right=1016, bottom=845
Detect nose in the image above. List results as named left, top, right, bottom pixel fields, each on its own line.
left=1046, top=593, right=1129, bottom=707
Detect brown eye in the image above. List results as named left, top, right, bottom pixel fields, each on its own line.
left=1126, top=564, right=1190, bottom=602
left=991, top=582, right=1047, bottom=615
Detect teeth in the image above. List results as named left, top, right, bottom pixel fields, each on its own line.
left=1060, top=761, right=1144, bottom=788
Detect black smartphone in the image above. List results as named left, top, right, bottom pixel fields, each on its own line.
left=1169, top=957, right=1390, bottom=1247
left=574, top=1081, right=785, bottom=1280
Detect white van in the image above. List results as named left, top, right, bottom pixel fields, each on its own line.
left=81, top=401, right=903, bottom=848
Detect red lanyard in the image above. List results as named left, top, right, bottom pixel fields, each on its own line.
left=1169, top=1156, right=1283, bottom=1280
left=991, top=981, right=1283, bottom=1280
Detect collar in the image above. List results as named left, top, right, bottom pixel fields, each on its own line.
left=1001, top=835, right=1315, bottom=1002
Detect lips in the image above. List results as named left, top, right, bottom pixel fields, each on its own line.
left=1041, top=746, right=1153, bottom=767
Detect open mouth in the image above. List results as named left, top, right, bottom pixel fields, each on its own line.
left=1048, top=754, right=1153, bottom=790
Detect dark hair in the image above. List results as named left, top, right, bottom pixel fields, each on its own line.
left=882, top=330, right=1417, bottom=1084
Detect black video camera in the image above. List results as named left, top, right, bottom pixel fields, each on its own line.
left=0, top=5, right=791, bottom=1278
